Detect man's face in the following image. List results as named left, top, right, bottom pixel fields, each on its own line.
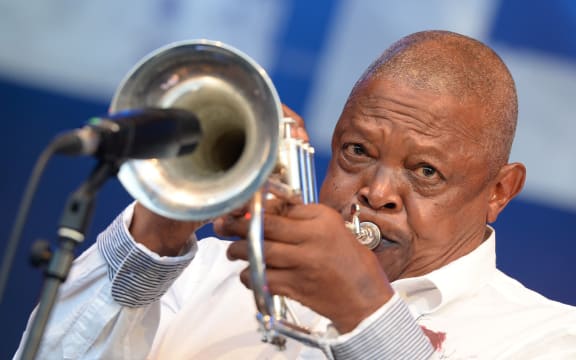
left=319, top=76, right=496, bottom=281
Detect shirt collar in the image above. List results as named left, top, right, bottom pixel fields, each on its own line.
left=391, top=226, right=497, bottom=315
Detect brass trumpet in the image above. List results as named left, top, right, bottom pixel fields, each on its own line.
left=111, top=40, right=381, bottom=350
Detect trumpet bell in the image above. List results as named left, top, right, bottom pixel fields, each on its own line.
left=111, top=40, right=281, bottom=221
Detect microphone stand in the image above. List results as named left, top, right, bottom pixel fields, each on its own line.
left=20, top=160, right=118, bottom=360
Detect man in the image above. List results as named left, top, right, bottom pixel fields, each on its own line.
left=16, top=30, right=576, bottom=359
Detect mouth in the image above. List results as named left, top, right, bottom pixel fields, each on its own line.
left=376, top=235, right=398, bottom=251
left=355, top=221, right=400, bottom=251
left=342, top=204, right=403, bottom=251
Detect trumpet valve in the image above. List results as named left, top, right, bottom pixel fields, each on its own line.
left=345, top=204, right=382, bottom=250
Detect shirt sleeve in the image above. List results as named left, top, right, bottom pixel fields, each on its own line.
left=98, top=203, right=197, bottom=307
left=324, top=293, right=434, bottom=360
left=13, top=203, right=197, bottom=359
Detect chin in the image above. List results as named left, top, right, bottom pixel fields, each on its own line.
left=375, top=249, right=408, bottom=281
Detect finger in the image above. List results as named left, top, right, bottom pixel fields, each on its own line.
left=213, top=216, right=237, bottom=237
left=235, top=259, right=303, bottom=301
left=260, top=211, right=312, bottom=245
left=258, top=204, right=349, bottom=245
left=214, top=195, right=309, bottom=238
left=213, top=213, right=250, bottom=238
left=282, top=104, right=304, bottom=127
left=213, top=197, right=274, bottom=238
left=282, top=104, right=309, bottom=142
left=281, top=202, right=337, bottom=221
left=217, top=213, right=292, bottom=241
left=212, top=202, right=251, bottom=237
left=229, top=204, right=249, bottom=217
left=238, top=267, right=252, bottom=290
left=265, top=184, right=303, bottom=210
left=263, top=195, right=297, bottom=215
left=238, top=266, right=302, bottom=302
left=227, top=203, right=338, bottom=244
left=227, top=240, right=246, bottom=261
left=227, top=239, right=303, bottom=269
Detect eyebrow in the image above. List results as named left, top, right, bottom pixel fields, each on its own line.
left=348, top=118, right=455, bottom=162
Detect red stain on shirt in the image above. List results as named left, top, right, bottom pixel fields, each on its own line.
left=420, top=325, right=446, bottom=351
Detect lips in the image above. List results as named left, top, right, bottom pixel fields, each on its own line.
left=341, top=204, right=405, bottom=251
left=359, top=217, right=403, bottom=252
left=376, top=235, right=398, bottom=251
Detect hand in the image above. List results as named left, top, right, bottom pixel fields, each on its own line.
left=130, top=202, right=207, bottom=256
left=218, top=202, right=394, bottom=334
left=217, top=105, right=393, bottom=333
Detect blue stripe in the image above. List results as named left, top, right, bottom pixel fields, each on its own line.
left=268, top=0, right=343, bottom=113
left=97, top=210, right=195, bottom=307
left=489, top=0, right=576, bottom=60
left=330, top=295, right=434, bottom=359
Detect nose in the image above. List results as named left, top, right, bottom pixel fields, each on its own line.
left=357, top=167, right=403, bottom=212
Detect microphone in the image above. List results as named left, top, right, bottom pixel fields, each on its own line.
left=54, top=108, right=202, bottom=161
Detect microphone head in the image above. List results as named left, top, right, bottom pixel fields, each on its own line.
left=53, top=108, right=202, bottom=160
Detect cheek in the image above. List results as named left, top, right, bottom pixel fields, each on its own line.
left=407, top=191, right=484, bottom=249
left=408, top=195, right=459, bottom=234
left=319, top=163, right=356, bottom=209
left=319, top=176, right=342, bottom=208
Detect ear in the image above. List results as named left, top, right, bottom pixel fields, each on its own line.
left=486, top=162, right=526, bottom=223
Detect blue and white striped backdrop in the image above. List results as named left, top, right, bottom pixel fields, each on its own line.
left=1, top=1, right=574, bottom=357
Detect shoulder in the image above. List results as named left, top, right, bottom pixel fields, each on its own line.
left=490, top=269, right=575, bottom=312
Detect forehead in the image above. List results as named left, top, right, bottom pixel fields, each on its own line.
left=338, top=77, right=486, bottom=148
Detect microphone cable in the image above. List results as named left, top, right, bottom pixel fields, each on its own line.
left=0, top=134, right=76, bottom=305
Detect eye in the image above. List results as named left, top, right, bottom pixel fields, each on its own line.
left=343, top=143, right=367, bottom=156
left=408, top=163, right=445, bottom=194
left=338, top=142, right=373, bottom=172
left=412, top=163, right=445, bottom=184
left=419, top=165, right=437, bottom=178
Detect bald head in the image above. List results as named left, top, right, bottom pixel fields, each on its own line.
left=354, top=30, right=518, bottom=175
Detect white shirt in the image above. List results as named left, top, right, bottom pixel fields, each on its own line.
left=393, top=227, right=576, bottom=359
left=14, top=204, right=576, bottom=359
left=14, top=205, right=431, bottom=359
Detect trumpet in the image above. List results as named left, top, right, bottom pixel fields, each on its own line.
left=111, top=39, right=381, bottom=349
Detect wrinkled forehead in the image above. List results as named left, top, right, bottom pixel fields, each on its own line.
left=340, top=76, right=487, bottom=144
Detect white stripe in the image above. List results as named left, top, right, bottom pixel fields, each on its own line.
left=58, top=227, right=85, bottom=243
left=331, top=296, right=433, bottom=359
left=97, top=210, right=194, bottom=307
